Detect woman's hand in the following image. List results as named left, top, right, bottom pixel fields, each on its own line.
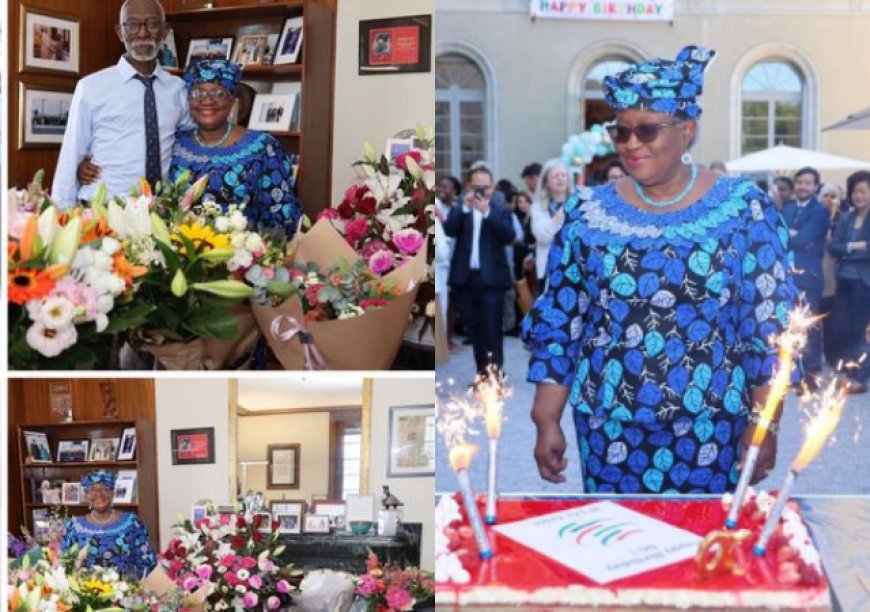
left=534, top=421, right=568, bottom=483
left=738, top=424, right=778, bottom=484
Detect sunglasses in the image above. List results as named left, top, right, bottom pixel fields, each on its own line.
left=606, top=121, right=684, bottom=144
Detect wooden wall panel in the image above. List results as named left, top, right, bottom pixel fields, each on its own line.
left=8, top=0, right=125, bottom=188
left=8, top=380, right=27, bottom=544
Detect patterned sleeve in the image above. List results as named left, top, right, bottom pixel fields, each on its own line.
left=521, top=193, right=585, bottom=386
left=736, top=189, right=799, bottom=389
left=61, top=518, right=76, bottom=552
left=256, top=134, right=303, bottom=239
left=128, top=515, right=157, bottom=578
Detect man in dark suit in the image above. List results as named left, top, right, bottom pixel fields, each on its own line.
left=444, top=164, right=516, bottom=376
left=780, top=166, right=831, bottom=391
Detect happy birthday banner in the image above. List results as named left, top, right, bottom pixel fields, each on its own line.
left=531, top=1, right=674, bottom=21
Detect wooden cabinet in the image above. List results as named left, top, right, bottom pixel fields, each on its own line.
left=16, top=419, right=160, bottom=551
left=166, top=0, right=335, bottom=214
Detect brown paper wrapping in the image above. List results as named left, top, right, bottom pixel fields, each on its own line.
left=140, top=565, right=207, bottom=611
left=252, top=219, right=426, bottom=370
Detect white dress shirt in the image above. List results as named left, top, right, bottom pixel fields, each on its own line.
left=52, top=56, right=193, bottom=207
left=464, top=204, right=490, bottom=270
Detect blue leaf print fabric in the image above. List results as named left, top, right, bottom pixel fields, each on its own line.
left=521, top=176, right=798, bottom=494
left=62, top=512, right=157, bottom=580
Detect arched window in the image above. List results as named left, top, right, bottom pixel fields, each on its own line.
left=435, top=53, right=487, bottom=179
left=582, top=58, right=632, bottom=129
left=740, top=61, right=804, bottom=154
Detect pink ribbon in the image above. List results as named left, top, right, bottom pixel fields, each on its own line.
left=270, top=316, right=327, bottom=370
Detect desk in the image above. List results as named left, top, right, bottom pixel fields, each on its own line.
left=276, top=523, right=421, bottom=573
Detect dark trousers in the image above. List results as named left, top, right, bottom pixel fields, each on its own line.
left=452, top=272, right=505, bottom=374
left=831, top=277, right=870, bottom=379
left=800, top=287, right=823, bottom=376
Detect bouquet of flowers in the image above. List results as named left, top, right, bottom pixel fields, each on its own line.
left=320, top=126, right=436, bottom=346
left=354, top=552, right=434, bottom=612
left=162, top=509, right=299, bottom=610
left=7, top=172, right=150, bottom=369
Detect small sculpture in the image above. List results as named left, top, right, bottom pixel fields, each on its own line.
left=381, top=485, right=403, bottom=510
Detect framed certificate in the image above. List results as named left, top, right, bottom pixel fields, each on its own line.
left=267, top=444, right=300, bottom=489
left=387, top=404, right=435, bottom=477
left=358, top=14, right=431, bottom=75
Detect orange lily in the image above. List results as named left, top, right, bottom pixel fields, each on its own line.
left=113, top=251, right=149, bottom=289
left=81, top=216, right=113, bottom=244
left=45, top=263, right=71, bottom=280
left=18, top=216, right=38, bottom=261
left=140, top=179, right=153, bottom=198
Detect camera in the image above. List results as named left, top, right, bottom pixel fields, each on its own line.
left=473, top=186, right=486, bottom=198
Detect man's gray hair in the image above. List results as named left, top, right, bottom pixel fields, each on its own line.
left=120, top=0, right=166, bottom=23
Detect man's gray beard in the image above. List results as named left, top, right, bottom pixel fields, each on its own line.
left=127, top=42, right=159, bottom=62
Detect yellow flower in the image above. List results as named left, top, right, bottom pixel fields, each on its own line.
left=171, top=222, right=230, bottom=254
left=80, top=579, right=112, bottom=595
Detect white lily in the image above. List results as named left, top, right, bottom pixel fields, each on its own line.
left=108, top=196, right=152, bottom=241
left=38, top=206, right=59, bottom=249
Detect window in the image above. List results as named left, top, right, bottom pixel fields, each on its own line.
left=435, top=53, right=486, bottom=179
left=341, top=427, right=361, bottom=500
left=582, top=58, right=632, bottom=129
left=741, top=61, right=804, bottom=155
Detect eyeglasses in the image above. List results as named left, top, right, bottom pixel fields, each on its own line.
left=189, top=89, right=233, bottom=101
left=121, top=19, right=165, bottom=35
left=606, top=121, right=684, bottom=145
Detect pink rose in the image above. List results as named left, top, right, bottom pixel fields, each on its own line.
left=225, top=571, right=239, bottom=586
left=356, top=574, right=379, bottom=597
left=243, top=592, right=259, bottom=608
left=345, top=217, right=369, bottom=246
left=368, top=250, right=394, bottom=275
left=195, top=565, right=213, bottom=580
left=359, top=239, right=388, bottom=259
left=392, top=228, right=424, bottom=255
left=318, top=207, right=340, bottom=220
left=266, top=596, right=281, bottom=610
left=385, top=585, right=414, bottom=610
left=220, top=554, right=237, bottom=568
left=276, top=579, right=291, bottom=594
left=241, top=556, right=257, bottom=569
left=248, top=574, right=263, bottom=589
left=182, top=576, right=199, bottom=591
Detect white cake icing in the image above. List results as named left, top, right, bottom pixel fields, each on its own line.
left=434, top=495, right=469, bottom=584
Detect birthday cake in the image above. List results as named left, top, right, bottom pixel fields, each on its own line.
left=435, top=491, right=831, bottom=610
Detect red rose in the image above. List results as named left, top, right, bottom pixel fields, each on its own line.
left=356, top=195, right=378, bottom=216
left=231, top=535, right=246, bottom=549
left=236, top=516, right=247, bottom=528
left=395, top=150, right=423, bottom=171
left=305, top=283, right=324, bottom=305
left=337, top=201, right=354, bottom=219
left=252, top=531, right=263, bottom=543
left=345, top=218, right=369, bottom=246
left=359, top=298, right=387, bottom=310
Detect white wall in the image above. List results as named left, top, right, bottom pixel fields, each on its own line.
left=155, top=379, right=230, bottom=550
left=237, top=412, right=331, bottom=506
left=369, top=378, right=435, bottom=571
left=331, top=0, right=435, bottom=202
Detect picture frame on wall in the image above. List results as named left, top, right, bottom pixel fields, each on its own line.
left=19, top=84, right=74, bottom=149
left=23, top=431, right=52, bottom=463
left=358, top=14, right=431, bottom=75
left=48, top=381, right=73, bottom=422
left=387, top=404, right=435, bottom=477
left=117, top=427, right=137, bottom=461
left=56, top=439, right=89, bottom=463
left=267, top=444, right=300, bottom=489
left=20, top=6, right=80, bottom=75
left=185, top=36, right=234, bottom=68
left=171, top=427, right=215, bottom=465
left=157, top=29, right=179, bottom=69
left=274, top=16, right=303, bottom=65
left=248, top=94, right=294, bottom=132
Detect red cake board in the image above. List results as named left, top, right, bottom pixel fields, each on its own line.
left=436, top=495, right=831, bottom=610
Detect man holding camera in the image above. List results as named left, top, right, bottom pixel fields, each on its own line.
left=443, top=163, right=516, bottom=378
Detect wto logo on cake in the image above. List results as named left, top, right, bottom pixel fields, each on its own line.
left=558, top=519, right=643, bottom=546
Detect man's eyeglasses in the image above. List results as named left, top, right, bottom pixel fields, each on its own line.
left=606, top=121, right=684, bottom=145
left=121, top=19, right=165, bottom=35
left=189, top=89, right=233, bottom=101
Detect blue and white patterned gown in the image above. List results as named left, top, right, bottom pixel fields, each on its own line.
left=169, top=129, right=303, bottom=238
left=522, top=176, right=798, bottom=494
left=62, top=512, right=156, bottom=580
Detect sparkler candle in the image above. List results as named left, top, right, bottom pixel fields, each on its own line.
left=753, top=383, right=845, bottom=555
left=479, top=374, right=504, bottom=525
left=726, top=309, right=812, bottom=529
left=449, top=443, right=493, bottom=560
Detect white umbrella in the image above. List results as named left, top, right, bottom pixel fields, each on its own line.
left=726, top=144, right=870, bottom=172
left=824, top=106, right=870, bottom=131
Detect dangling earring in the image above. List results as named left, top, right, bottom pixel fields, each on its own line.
left=681, top=151, right=693, bottom=165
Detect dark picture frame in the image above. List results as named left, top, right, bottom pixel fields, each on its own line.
left=56, top=438, right=89, bottom=463
left=358, top=14, right=431, bottom=75
left=267, top=443, right=300, bottom=489
left=171, top=427, right=215, bottom=465
left=387, top=404, right=435, bottom=477
left=185, top=36, right=234, bottom=69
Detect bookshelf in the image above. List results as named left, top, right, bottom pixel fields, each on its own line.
left=165, top=0, right=336, bottom=215
left=16, top=419, right=159, bottom=550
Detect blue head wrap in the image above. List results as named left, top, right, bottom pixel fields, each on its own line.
left=82, top=470, right=116, bottom=492
left=183, top=59, right=243, bottom=95
left=603, top=45, right=716, bottom=119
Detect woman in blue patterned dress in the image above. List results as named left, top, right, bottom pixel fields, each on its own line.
left=168, top=59, right=302, bottom=239
left=62, top=470, right=156, bottom=579
left=522, top=46, right=798, bottom=494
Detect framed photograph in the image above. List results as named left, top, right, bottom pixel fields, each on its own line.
left=270, top=499, right=306, bottom=515
left=32, top=509, right=51, bottom=543
left=274, top=510, right=302, bottom=534
left=19, top=83, right=74, bottom=148
left=274, top=16, right=303, bottom=65
left=254, top=511, right=273, bottom=533
left=157, top=29, right=179, bottom=69
left=385, top=137, right=415, bottom=161
left=61, top=482, right=82, bottom=505
left=387, top=404, right=435, bottom=477
left=171, top=427, right=215, bottom=465
left=267, top=444, right=300, bottom=489
left=304, top=514, right=330, bottom=534
left=217, top=504, right=238, bottom=519
left=23, top=431, right=52, bottom=463
left=185, top=36, right=234, bottom=68
left=89, top=437, right=120, bottom=462
left=56, top=439, right=89, bottom=463
left=248, top=94, right=294, bottom=132
left=358, top=14, right=431, bottom=75
left=118, top=427, right=137, bottom=461
left=191, top=504, right=208, bottom=525
left=113, top=479, right=135, bottom=504
left=263, top=33, right=280, bottom=64
left=41, top=484, right=61, bottom=505
left=20, top=6, right=80, bottom=75
left=233, top=34, right=268, bottom=66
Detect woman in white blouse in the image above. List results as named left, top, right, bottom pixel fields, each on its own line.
left=530, top=159, right=571, bottom=294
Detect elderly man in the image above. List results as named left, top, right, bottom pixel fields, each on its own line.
left=52, top=0, right=192, bottom=207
